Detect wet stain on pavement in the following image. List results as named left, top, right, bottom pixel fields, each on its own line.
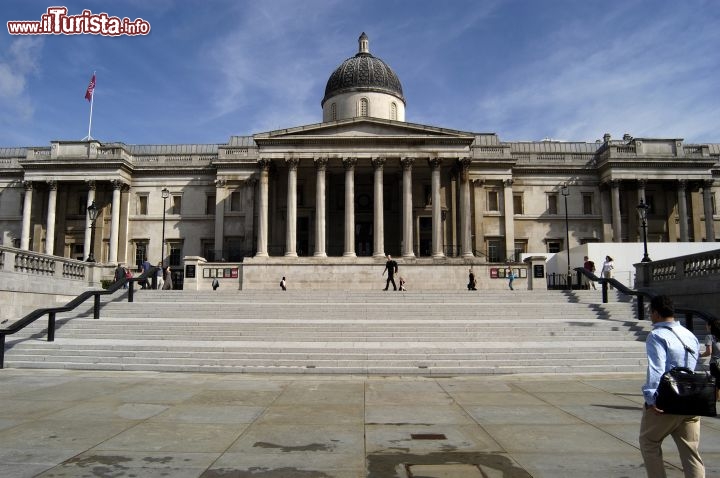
left=253, top=441, right=335, bottom=452
left=201, top=467, right=334, bottom=478
left=366, top=451, right=532, bottom=478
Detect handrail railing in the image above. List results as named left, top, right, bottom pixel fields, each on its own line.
left=0, top=266, right=160, bottom=369
left=573, top=267, right=719, bottom=334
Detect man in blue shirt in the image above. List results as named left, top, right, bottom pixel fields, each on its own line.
left=640, top=295, right=705, bottom=478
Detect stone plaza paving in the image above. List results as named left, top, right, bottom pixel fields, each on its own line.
left=0, top=369, right=719, bottom=478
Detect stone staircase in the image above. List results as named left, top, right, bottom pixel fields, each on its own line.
left=2, top=289, right=653, bottom=375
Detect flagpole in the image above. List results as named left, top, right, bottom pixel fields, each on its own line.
left=87, top=71, right=95, bottom=141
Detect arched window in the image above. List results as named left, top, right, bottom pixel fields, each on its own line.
left=359, top=98, right=368, bottom=117
left=390, top=102, right=397, bottom=120
left=331, top=103, right=337, bottom=121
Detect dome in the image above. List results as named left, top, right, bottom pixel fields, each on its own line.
left=322, top=33, right=405, bottom=107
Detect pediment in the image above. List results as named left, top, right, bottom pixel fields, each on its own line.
left=254, top=117, right=475, bottom=141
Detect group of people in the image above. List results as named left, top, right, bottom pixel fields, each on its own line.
left=582, top=255, right=614, bottom=290
left=113, top=259, right=173, bottom=290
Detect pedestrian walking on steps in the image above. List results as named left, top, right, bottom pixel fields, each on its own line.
left=280, top=276, right=287, bottom=291
left=508, top=268, right=515, bottom=290
left=382, top=255, right=398, bottom=291
left=468, top=268, right=477, bottom=290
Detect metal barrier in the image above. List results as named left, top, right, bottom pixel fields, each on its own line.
left=0, top=266, right=160, bottom=368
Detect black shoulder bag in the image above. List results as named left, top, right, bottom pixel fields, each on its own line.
left=655, top=326, right=717, bottom=417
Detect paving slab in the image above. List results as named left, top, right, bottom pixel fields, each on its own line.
left=1, top=369, right=719, bottom=477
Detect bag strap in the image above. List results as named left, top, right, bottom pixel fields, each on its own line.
left=659, top=325, right=696, bottom=367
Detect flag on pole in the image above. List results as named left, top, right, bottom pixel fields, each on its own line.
left=84, top=74, right=96, bottom=102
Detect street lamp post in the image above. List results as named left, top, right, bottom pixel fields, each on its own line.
left=561, top=184, right=571, bottom=289
left=637, top=199, right=651, bottom=262
left=86, top=201, right=98, bottom=262
left=161, top=188, right=170, bottom=265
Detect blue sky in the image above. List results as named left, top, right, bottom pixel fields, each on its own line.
left=1, top=0, right=719, bottom=147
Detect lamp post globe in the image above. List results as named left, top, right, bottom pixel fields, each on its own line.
left=637, top=199, right=651, bottom=263
left=86, top=201, right=98, bottom=262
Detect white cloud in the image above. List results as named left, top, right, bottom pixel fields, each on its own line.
left=0, top=37, right=43, bottom=127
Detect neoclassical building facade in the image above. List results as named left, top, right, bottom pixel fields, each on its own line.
left=0, top=33, right=718, bottom=281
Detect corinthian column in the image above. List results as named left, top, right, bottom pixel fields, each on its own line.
left=285, top=157, right=299, bottom=257
left=83, top=180, right=96, bottom=261
left=372, top=157, right=386, bottom=258
left=703, top=180, right=715, bottom=242
left=45, top=180, right=58, bottom=255
left=314, top=158, right=328, bottom=257
left=20, top=181, right=33, bottom=250
left=214, top=178, right=227, bottom=257
left=342, top=157, right=357, bottom=257
left=678, top=180, right=689, bottom=242
left=256, top=159, right=271, bottom=257
left=109, top=180, right=123, bottom=263
left=503, top=179, right=515, bottom=260
left=610, top=180, right=622, bottom=242
left=429, top=157, right=444, bottom=258
left=459, top=158, right=473, bottom=257
left=401, top=157, right=415, bottom=258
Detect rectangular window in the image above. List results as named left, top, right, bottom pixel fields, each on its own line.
left=548, top=194, right=558, bottom=215
left=486, top=239, right=501, bottom=262
left=644, top=194, right=656, bottom=215
left=137, top=195, right=148, bottom=215
left=513, top=194, right=524, bottom=215
left=297, top=183, right=305, bottom=207
left=582, top=193, right=593, bottom=215
left=206, top=195, right=216, bottom=215
left=171, top=195, right=182, bottom=215
left=487, top=191, right=499, bottom=211
left=513, top=240, right=527, bottom=262
left=230, top=191, right=241, bottom=211
left=77, top=193, right=88, bottom=215
left=547, top=241, right=561, bottom=253
left=201, top=240, right=215, bottom=261
left=134, top=241, right=148, bottom=269
left=168, top=241, right=183, bottom=266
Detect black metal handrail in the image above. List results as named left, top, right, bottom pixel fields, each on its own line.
left=573, top=267, right=719, bottom=333
left=0, top=266, right=160, bottom=368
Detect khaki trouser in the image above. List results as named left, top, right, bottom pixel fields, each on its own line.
left=639, top=407, right=704, bottom=478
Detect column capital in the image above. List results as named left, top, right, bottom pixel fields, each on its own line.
left=342, top=157, right=357, bottom=170
left=285, top=157, right=300, bottom=170
left=371, top=157, right=386, bottom=170
left=400, top=157, right=415, bottom=170
left=609, top=179, right=620, bottom=188
left=214, top=178, right=227, bottom=188
left=314, top=157, right=328, bottom=170
left=47, top=180, right=58, bottom=190
left=23, top=180, right=33, bottom=191
left=245, top=177, right=258, bottom=187
left=637, top=179, right=647, bottom=188
left=428, top=157, right=443, bottom=169
left=257, top=158, right=272, bottom=171
left=85, top=179, right=96, bottom=191
left=678, top=179, right=687, bottom=190
left=110, top=179, right=124, bottom=190
left=503, top=178, right=514, bottom=187
left=703, top=179, right=715, bottom=189
left=458, top=157, right=472, bottom=170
